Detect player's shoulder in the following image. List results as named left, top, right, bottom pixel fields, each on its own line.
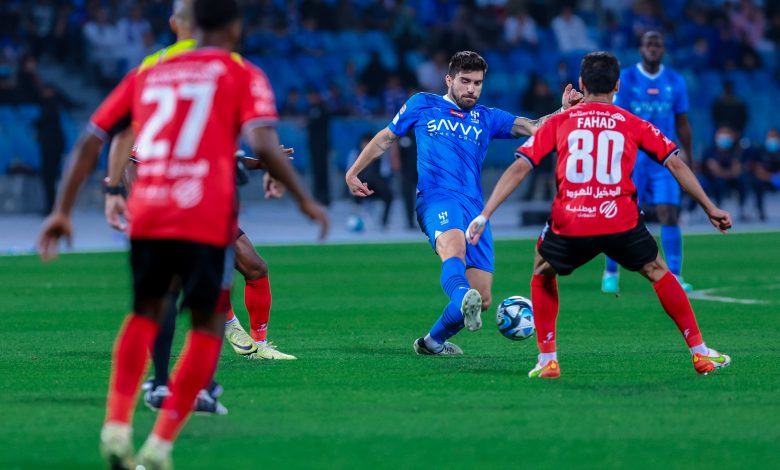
left=663, top=66, right=687, bottom=85
left=620, top=64, right=639, bottom=80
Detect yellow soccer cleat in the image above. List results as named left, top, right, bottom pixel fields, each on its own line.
left=99, top=422, right=134, bottom=470
left=250, top=341, right=297, bottom=360
left=224, top=320, right=258, bottom=356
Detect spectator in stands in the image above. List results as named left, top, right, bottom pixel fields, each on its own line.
left=361, top=51, right=389, bottom=99
left=711, top=80, right=748, bottom=135
left=116, top=4, right=151, bottom=71
left=391, top=5, right=424, bottom=55
left=26, top=0, right=56, bottom=59
left=35, top=83, right=71, bottom=215
left=551, top=5, right=596, bottom=52
left=294, top=16, right=325, bottom=56
left=728, top=0, right=771, bottom=52
left=520, top=74, right=558, bottom=201
left=701, top=126, right=748, bottom=220
left=600, top=10, right=630, bottom=50
left=711, top=15, right=742, bottom=70
left=746, top=128, right=780, bottom=221
left=307, top=89, right=332, bottom=206
left=383, top=75, right=406, bottom=117
left=16, top=54, right=43, bottom=103
left=281, top=88, right=305, bottom=117
left=347, top=133, right=395, bottom=231
left=349, top=82, right=379, bottom=117
left=629, top=0, right=664, bottom=41
left=83, top=7, right=120, bottom=89
left=416, top=50, right=448, bottom=93
left=503, top=5, right=538, bottom=48
left=325, top=83, right=349, bottom=117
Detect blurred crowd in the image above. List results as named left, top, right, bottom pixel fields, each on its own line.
left=0, top=0, right=779, bottom=222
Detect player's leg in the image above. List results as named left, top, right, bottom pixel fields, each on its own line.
left=139, top=243, right=233, bottom=467
left=531, top=223, right=601, bottom=378
left=101, top=240, right=177, bottom=468
left=143, top=290, right=178, bottom=411
left=466, top=268, right=492, bottom=313
left=412, top=195, right=480, bottom=355
left=234, top=232, right=296, bottom=360
left=654, top=165, right=692, bottom=291
left=221, top=231, right=259, bottom=357
left=606, top=223, right=730, bottom=375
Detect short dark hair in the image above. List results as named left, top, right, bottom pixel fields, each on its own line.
left=448, top=51, right=488, bottom=77
left=194, top=0, right=241, bottom=31
left=580, top=52, right=620, bottom=95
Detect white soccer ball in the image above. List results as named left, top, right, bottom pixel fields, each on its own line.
left=495, top=295, right=535, bottom=341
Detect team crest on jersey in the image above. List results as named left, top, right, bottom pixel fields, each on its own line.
left=449, top=109, right=465, bottom=118
left=470, top=110, right=480, bottom=123
left=438, top=211, right=449, bottom=224
left=611, top=112, right=626, bottom=122
left=172, top=178, right=203, bottom=209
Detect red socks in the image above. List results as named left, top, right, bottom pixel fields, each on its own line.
left=152, top=331, right=222, bottom=442
left=106, top=314, right=159, bottom=424
left=531, top=274, right=559, bottom=353
left=225, top=306, right=236, bottom=322
left=245, top=276, right=272, bottom=342
left=653, top=271, right=703, bottom=347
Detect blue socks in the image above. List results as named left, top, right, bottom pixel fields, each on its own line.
left=429, top=257, right=470, bottom=345
left=605, top=256, right=619, bottom=275
left=661, top=225, right=683, bottom=276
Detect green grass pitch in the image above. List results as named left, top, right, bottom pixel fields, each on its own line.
left=1, top=232, right=779, bottom=469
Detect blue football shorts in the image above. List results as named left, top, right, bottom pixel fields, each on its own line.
left=632, top=152, right=681, bottom=206
left=416, top=189, right=494, bottom=273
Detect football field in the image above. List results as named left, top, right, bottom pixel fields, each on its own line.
left=1, top=232, right=779, bottom=469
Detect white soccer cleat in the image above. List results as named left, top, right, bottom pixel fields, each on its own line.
left=250, top=341, right=297, bottom=360
left=461, top=288, right=483, bottom=332
left=224, top=320, right=258, bottom=356
left=136, top=435, right=173, bottom=470
left=413, top=337, right=463, bottom=355
left=100, top=422, right=134, bottom=470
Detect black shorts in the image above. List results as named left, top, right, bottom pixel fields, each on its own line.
left=130, top=239, right=234, bottom=313
left=537, top=220, right=658, bottom=276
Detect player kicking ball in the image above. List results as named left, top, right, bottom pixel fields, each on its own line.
left=347, top=51, right=581, bottom=356
left=467, top=52, right=731, bottom=378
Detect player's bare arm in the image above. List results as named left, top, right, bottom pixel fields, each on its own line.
left=467, top=158, right=534, bottom=244
left=246, top=125, right=329, bottom=239
left=675, top=113, right=694, bottom=166
left=345, top=127, right=398, bottom=196
left=38, top=132, right=105, bottom=260
left=665, top=155, right=732, bottom=233
left=511, top=84, right=583, bottom=137
left=104, top=127, right=134, bottom=232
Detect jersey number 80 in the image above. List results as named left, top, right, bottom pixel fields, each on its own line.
left=565, top=129, right=625, bottom=185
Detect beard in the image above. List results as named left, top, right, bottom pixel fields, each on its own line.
left=449, top=88, right=478, bottom=110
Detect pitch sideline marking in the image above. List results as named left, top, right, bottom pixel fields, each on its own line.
left=687, top=286, right=777, bottom=305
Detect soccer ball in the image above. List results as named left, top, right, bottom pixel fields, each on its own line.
left=346, top=214, right=365, bottom=232
left=495, top=296, right=535, bottom=341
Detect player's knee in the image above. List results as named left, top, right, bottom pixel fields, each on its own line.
left=243, top=257, right=268, bottom=280
left=656, top=205, right=680, bottom=225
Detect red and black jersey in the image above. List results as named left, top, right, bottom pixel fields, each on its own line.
left=516, top=102, right=678, bottom=236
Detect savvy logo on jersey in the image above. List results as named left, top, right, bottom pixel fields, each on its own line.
left=426, top=118, right=483, bottom=139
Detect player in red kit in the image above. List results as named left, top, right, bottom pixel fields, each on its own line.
left=37, top=0, right=328, bottom=467
left=467, top=52, right=731, bottom=379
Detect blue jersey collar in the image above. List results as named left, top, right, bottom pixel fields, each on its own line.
left=636, top=63, right=665, bottom=80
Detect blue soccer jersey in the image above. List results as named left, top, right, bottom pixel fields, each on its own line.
left=615, top=64, right=689, bottom=206
left=388, top=92, right=517, bottom=202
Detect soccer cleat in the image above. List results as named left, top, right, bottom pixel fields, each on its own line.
left=461, top=288, right=483, bottom=331
left=224, top=320, right=258, bottom=356
left=413, top=337, right=463, bottom=356
left=601, top=272, right=620, bottom=294
left=250, top=341, right=297, bottom=360
left=136, top=436, right=172, bottom=470
left=193, top=389, right=229, bottom=416
left=675, top=275, right=693, bottom=293
left=99, top=422, right=134, bottom=470
left=692, top=349, right=731, bottom=375
left=143, top=385, right=170, bottom=412
left=528, top=357, right=561, bottom=379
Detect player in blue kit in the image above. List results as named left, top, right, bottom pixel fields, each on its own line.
left=346, top=51, right=582, bottom=355
left=602, top=31, right=695, bottom=293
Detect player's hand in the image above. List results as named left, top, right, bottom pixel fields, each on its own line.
left=263, top=172, right=286, bottom=199
left=346, top=172, right=373, bottom=197
left=37, top=212, right=73, bottom=261
left=105, top=194, right=130, bottom=232
left=466, top=215, right=488, bottom=245
left=561, top=83, right=584, bottom=109
left=299, top=198, right=330, bottom=241
left=706, top=207, right=732, bottom=233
